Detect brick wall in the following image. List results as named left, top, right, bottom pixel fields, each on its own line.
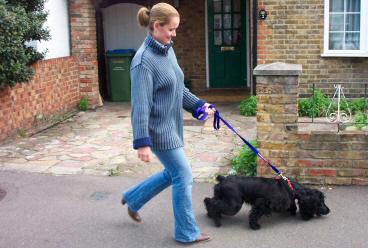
left=0, top=0, right=100, bottom=143
left=258, top=0, right=368, bottom=97
left=175, top=0, right=207, bottom=92
left=0, top=57, right=80, bottom=142
left=70, top=0, right=100, bottom=105
left=254, top=63, right=300, bottom=180
left=297, top=132, right=368, bottom=185
left=255, top=62, right=368, bottom=186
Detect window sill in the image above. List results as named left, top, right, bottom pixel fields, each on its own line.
left=321, top=53, right=368, bottom=58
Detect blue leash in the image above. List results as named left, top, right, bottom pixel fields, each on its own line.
left=194, top=104, right=294, bottom=190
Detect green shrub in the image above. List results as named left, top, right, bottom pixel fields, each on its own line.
left=299, top=87, right=368, bottom=118
left=231, top=140, right=258, bottom=176
left=349, top=98, right=368, bottom=114
left=79, top=97, right=90, bottom=111
left=354, top=112, right=368, bottom=129
left=298, top=98, right=313, bottom=117
left=240, top=96, right=257, bottom=116
left=298, top=89, right=331, bottom=118
left=0, top=0, right=49, bottom=87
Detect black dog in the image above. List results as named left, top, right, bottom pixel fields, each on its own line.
left=204, top=175, right=330, bottom=230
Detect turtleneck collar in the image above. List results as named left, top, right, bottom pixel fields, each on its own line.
left=145, top=34, right=173, bottom=56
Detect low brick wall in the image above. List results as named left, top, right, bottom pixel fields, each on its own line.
left=255, top=62, right=368, bottom=185
left=0, top=57, right=80, bottom=142
left=297, top=132, right=368, bottom=185
left=0, top=0, right=101, bottom=143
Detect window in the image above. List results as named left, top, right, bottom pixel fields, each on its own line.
left=27, top=0, right=71, bottom=59
left=323, top=0, right=368, bottom=57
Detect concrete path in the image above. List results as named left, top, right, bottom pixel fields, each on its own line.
left=0, top=171, right=367, bottom=248
left=0, top=102, right=256, bottom=182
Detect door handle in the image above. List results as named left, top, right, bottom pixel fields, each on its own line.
left=220, top=46, right=235, bottom=52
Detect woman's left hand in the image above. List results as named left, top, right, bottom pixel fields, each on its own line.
left=203, top=103, right=216, bottom=117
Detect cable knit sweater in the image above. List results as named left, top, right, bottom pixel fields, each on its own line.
left=130, top=35, right=205, bottom=151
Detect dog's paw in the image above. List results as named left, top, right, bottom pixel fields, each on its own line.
left=214, top=220, right=222, bottom=227
left=215, top=222, right=222, bottom=227
left=249, top=223, right=261, bottom=230
left=300, top=214, right=313, bottom=221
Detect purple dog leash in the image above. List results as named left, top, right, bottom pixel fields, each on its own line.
left=194, top=104, right=294, bottom=190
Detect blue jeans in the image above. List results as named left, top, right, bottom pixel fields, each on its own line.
left=122, top=147, right=201, bottom=243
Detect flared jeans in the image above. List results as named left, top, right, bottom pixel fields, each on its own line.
left=122, top=147, right=201, bottom=243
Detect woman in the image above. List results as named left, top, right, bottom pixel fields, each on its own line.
left=121, top=2, right=213, bottom=244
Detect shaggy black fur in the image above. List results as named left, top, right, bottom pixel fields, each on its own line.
left=204, top=175, right=330, bottom=230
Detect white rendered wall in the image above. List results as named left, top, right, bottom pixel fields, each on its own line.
left=102, top=3, right=148, bottom=51
left=38, top=0, right=71, bottom=59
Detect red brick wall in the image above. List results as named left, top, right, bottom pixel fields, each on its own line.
left=70, top=0, right=100, bottom=105
left=0, top=0, right=100, bottom=143
left=0, top=57, right=80, bottom=142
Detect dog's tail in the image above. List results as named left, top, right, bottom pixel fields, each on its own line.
left=216, top=175, right=226, bottom=182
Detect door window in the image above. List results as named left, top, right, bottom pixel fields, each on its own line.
left=212, top=0, right=242, bottom=46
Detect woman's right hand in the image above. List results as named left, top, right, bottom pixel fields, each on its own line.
left=137, top=146, right=153, bottom=162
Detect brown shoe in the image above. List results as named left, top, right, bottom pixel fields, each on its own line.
left=188, top=233, right=212, bottom=244
left=121, top=198, right=142, bottom=223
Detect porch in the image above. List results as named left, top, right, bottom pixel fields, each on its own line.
left=92, top=0, right=256, bottom=101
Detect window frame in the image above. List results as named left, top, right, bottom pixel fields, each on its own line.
left=322, top=0, right=368, bottom=57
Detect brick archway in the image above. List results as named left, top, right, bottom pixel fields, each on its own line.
left=88, top=0, right=175, bottom=100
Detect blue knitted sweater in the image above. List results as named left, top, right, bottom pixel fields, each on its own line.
left=130, top=35, right=205, bottom=151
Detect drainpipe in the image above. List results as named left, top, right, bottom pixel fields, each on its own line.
left=252, top=0, right=258, bottom=96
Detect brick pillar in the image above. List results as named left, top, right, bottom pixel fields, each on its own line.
left=70, top=0, right=101, bottom=107
left=253, top=62, right=302, bottom=178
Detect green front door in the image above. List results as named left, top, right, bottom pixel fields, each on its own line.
left=208, top=0, right=247, bottom=88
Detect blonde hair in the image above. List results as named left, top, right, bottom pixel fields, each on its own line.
left=137, top=3, right=179, bottom=31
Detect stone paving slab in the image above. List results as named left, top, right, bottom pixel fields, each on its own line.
left=0, top=102, right=256, bottom=182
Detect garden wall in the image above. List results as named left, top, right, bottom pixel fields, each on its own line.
left=255, top=62, right=368, bottom=185
left=0, top=57, right=80, bottom=142
left=0, top=0, right=100, bottom=143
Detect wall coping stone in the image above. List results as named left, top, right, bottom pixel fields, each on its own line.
left=298, top=131, right=368, bottom=135
left=254, top=62, right=302, bottom=76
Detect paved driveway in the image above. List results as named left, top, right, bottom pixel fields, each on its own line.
left=0, top=102, right=256, bottom=182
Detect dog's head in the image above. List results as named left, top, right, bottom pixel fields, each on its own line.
left=204, top=197, right=223, bottom=226
left=204, top=197, right=221, bottom=217
left=296, top=188, right=330, bottom=220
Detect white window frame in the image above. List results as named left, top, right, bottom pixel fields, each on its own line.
left=322, top=0, right=368, bottom=57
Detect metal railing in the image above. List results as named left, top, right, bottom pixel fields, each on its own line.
left=298, top=83, right=368, bottom=132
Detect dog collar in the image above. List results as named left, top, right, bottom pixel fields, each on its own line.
left=274, top=175, right=294, bottom=191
